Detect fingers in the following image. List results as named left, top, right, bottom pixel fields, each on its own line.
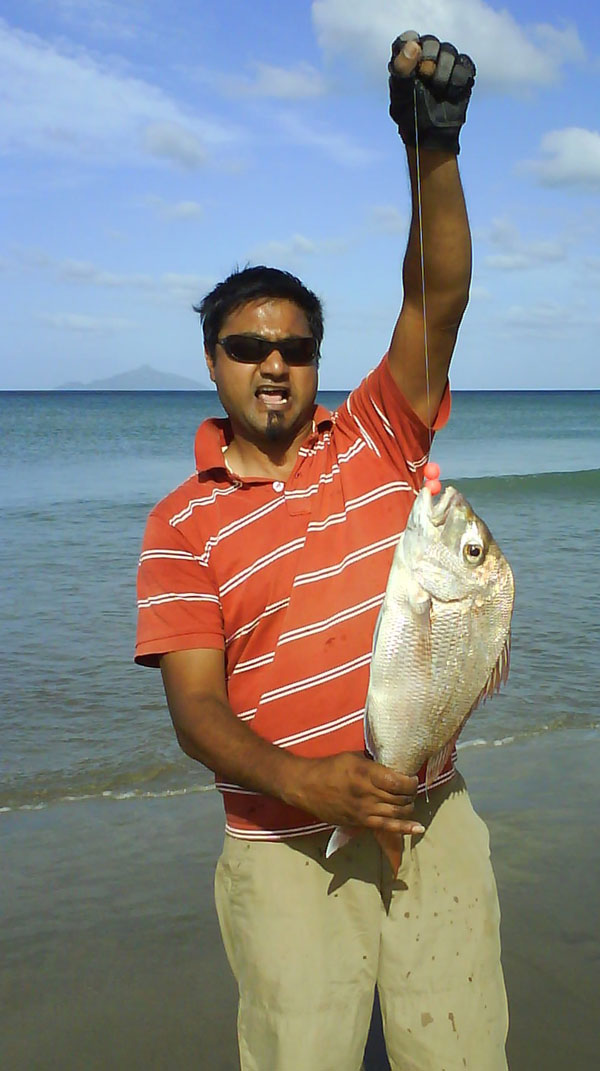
left=370, top=800, right=416, bottom=821
left=390, top=31, right=422, bottom=78
left=453, top=53, right=476, bottom=87
left=368, top=813, right=425, bottom=836
left=373, top=793, right=416, bottom=810
left=301, top=753, right=422, bottom=832
left=418, top=34, right=440, bottom=80
left=370, top=762, right=418, bottom=798
left=391, top=32, right=476, bottom=97
left=430, top=41, right=458, bottom=93
left=447, top=53, right=477, bottom=101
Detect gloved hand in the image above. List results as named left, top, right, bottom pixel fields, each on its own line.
left=389, top=31, right=476, bottom=155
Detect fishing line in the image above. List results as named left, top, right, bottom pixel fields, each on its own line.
left=415, top=80, right=433, bottom=808
left=413, top=82, right=433, bottom=453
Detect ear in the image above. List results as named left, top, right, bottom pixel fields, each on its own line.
left=204, top=347, right=217, bottom=384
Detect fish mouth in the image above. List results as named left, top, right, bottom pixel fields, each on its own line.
left=409, top=485, right=463, bottom=537
left=429, top=485, right=462, bottom=528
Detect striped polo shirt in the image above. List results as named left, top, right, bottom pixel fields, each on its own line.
left=136, top=355, right=455, bottom=840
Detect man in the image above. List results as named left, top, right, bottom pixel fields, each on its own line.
left=136, top=32, right=508, bottom=1071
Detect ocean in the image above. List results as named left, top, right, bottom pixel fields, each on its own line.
left=2, top=387, right=599, bottom=1071
left=1, top=388, right=599, bottom=813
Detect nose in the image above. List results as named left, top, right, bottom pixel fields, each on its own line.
left=259, top=346, right=288, bottom=376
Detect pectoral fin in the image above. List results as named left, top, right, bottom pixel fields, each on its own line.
left=407, top=574, right=432, bottom=616
left=425, top=736, right=457, bottom=787
left=482, top=631, right=511, bottom=700
left=469, top=631, right=512, bottom=715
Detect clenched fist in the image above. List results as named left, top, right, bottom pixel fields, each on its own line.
left=389, top=31, right=476, bottom=155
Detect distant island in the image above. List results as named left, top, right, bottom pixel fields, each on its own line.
left=57, top=364, right=206, bottom=391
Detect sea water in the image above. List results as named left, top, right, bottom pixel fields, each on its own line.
left=1, top=388, right=599, bottom=814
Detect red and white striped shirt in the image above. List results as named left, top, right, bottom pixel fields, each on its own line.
left=136, top=355, right=454, bottom=839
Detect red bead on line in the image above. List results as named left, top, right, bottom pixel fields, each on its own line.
left=423, top=462, right=440, bottom=481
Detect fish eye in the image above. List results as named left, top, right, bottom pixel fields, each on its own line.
left=463, top=541, right=484, bottom=564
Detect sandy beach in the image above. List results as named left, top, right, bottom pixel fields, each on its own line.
left=2, top=727, right=598, bottom=1070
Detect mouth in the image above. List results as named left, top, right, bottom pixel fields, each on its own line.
left=255, top=386, right=290, bottom=410
left=429, top=486, right=462, bottom=527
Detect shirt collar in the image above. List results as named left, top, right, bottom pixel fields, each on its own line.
left=194, top=405, right=334, bottom=477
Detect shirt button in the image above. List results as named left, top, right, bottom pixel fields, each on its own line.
left=272, top=481, right=284, bottom=493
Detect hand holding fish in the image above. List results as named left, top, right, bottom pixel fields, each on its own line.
left=286, top=751, right=424, bottom=836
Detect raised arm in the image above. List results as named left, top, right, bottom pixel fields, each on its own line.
left=387, top=34, right=475, bottom=425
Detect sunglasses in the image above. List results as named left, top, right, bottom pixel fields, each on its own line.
left=217, top=334, right=318, bottom=366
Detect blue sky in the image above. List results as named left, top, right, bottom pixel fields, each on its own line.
left=1, top=0, right=599, bottom=390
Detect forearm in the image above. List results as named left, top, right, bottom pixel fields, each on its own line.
left=168, top=689, right=302, bottom=803
left=160, top=648, right=420, bottom=831
left=163, top=680, right=420, bottom=833
left=403, top=148, right=472, bottom=329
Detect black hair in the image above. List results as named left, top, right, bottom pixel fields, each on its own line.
left=195, top=265, right=324, bottom=356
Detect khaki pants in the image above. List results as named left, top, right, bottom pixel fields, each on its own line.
left=214, top=772, right=508, bottom=1071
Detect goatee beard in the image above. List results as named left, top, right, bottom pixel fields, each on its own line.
left=265, top=411, right=285, bottom=441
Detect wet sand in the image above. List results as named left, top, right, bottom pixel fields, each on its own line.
left=2, top=728, right=598, bottom=1070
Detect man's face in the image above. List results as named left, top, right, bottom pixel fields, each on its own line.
left=205, top=298, right=319, bottom=448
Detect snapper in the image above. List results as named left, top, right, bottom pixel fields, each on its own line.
left=328, top=484, right=515, bottom=871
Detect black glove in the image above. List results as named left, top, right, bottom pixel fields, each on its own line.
left=389, top=32, right=476, bottom=155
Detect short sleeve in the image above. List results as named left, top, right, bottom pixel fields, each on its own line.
left=335, top=354, right=451, bottom=489
left=135, top=509, right=224, bottom=667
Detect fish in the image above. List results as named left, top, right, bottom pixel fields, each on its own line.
left=327, top=484, right=515, bottom=872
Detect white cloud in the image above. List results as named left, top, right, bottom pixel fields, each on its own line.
left=277, top=112, right=374, bottom=166
left=248, top=232, right=348, bottom=264
left=233, top=62, right=328, bottom=99
left=0, top=18, right=235, bottom=167
left=160, top=273, right=209, bottom=305
left=368, top=205, right=407, bottom=235
left=248, top=234, right=319, bottom=262
left=58, top=260, right=207, bottom=304
left=164, top=200, right=204, bottom=220
left=503, top=301, right=598, bottom=334
left=505, top=302, right=564, bottom=330
left=145, top=196, right=204, bottom=220
left=51, top=0, right=143, bottom=41
left=56, top=259, right=154, bottom=289
left=12, top=247, right=209, bottom=304
left=143, top=122, right=207, bottom=170
left=470, top=285, right=492, bottom=301
left=37, top=313, right=134, bottom=333
left=311, top=0, right=583, bottom=92
left=523, top=128, right=600, bottom=190
left=483, top=218, right=567, bottom=271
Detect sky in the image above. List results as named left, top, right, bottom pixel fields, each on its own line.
left=1, top=0, right=599, bottom=390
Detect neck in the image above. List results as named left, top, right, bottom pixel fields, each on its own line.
left=224, top=420, right=313, bottom=481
